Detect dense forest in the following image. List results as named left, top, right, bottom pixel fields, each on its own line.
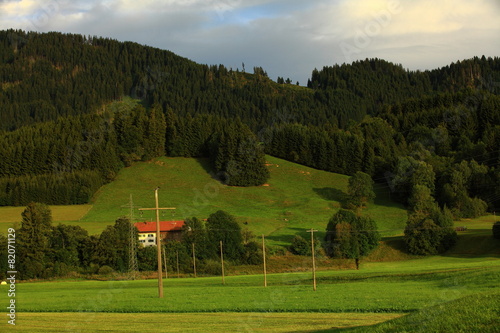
left=1, top=29, right=499, bottom=219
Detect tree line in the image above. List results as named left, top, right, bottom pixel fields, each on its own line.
left=0, top=203, right=263, bottom=280
left=0, top=102, right=269, bottom=205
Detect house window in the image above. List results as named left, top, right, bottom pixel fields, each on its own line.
left=139, top=240, right=145, bottom=243
left=148, top=234, right=154, bottom=237
left=148, top=239, right=155, bottom=243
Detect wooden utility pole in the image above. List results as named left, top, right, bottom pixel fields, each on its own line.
left=138, top=187, right=176, bottom=298
left=307, top=228, right=318, bottom=291
left=262, top=234, right=267, bottom=287
left=220, top=240, right=225, bottom=285
left=192, top=243, right=197, bottom=278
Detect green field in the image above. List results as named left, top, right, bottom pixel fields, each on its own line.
left=336, top=292, right=500, bottom=333
left=2, top=255, right=499, bottom=332
left=0, top=156, right=407, bottom=244
left=1, top=156, right=499, bottom=332
left=80, top=155, right=408, bottom=244
left=5, top=312, right=404, bottom=332
left=0, top=205, right=91, bottom=229
left=12, top=259, right=500, bottom=313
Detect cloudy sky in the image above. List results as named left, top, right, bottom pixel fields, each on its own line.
left=1, top=0, right=499, bottom=84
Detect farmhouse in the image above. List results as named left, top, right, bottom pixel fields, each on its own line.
left=134, top=221, right=185, bottom=247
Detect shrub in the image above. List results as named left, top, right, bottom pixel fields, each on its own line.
left=98, top=265, right=114, bottom=275
left=242, top=241, right=263, bottom=265
left=267, top=245, right=286, bottom=256
left=404, top=213, right=457, bottom=255
left=461, top=197, right=487, bottom=218
left=290, top=235, right=310, bottom=256
left=199, top=259, right=223, bottom=276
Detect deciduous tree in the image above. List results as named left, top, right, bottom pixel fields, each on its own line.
left=324, top=209, right=380, bottom=269
left=346, top=171, right=375, bottom=209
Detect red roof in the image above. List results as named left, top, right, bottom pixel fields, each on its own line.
left=134, top=221, right=185, bottom=233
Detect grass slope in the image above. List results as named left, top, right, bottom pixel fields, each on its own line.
left=327, top=292, right=500, bottom=332
left=77, top=156, right=407, bottom=244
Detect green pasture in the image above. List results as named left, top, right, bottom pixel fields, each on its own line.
left=1, top=256, right=499, bottom=332
left=65, top=156, right=407, bottom=244
left=334, top=292, right=500, bottom=333
left=6, top=257, right=500, bottom=314
left=0, top=204, right=92, bottom=234
left=5, top=312, right=403, bottom=333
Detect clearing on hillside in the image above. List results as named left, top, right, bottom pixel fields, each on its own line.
left=75, top=156, right=407, bottom=245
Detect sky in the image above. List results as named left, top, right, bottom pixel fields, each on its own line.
left=1, top=0, right=499, bottom=84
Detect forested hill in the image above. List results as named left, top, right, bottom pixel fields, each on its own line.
left=1, top=29, right=500, bottom=216
left=309, top=58, right=500, bottom=124
left=0, top=29, right=322, bottom=131
left=1, top=29, right=499, bottom=131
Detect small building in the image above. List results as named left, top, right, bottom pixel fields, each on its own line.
left=134, top=220, right=185, bottom=247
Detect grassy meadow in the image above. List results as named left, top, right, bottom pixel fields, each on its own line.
left=78, top=155, right=408, bottom=244
left=12, top=258, right=500, bottom=313
left=0, top=204, right=92, bottom=233
left=0, top=156, right=408, bottom=244
left=0, top=155, right=498, bottom=332
left=2, top=255, right=498, bottom=332
left=7, top=312, right=404, bottom=333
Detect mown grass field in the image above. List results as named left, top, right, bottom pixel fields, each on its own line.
left=1, top=155, right=405, bottom=246
left=2, top=256, right=498, bottom=332
left=12, top=259, right=500, bottom=313
left=7, top=312, right=404, bottom=333
left=0, top=205, right=91, bottom=233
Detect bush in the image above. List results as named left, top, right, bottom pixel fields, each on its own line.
left=98, top=265, right=114, bottom=275
left=267, top=245, right=286, bottom=256
left=461, top=197, right=487, bottom=218
left=199, top=259, right=223, bottom=276
left=242, top=241, right=263, bottom=265
left=404, top=219, right=441, bottom=255
left=137, top=246, right=157, bottom=271
left=404, top=215, right=457, bottom=255
left=290, top=235, right=310, bottom=255
left=493, top=221, right=500, bottom=240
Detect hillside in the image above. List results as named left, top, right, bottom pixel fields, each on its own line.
left=61, top=156, right=406, bottom=245
left=1, top=30, right=499, bottom=224
left=2, top=30, right=498, bottom=132
left=0, top=29, right=319, bottom=131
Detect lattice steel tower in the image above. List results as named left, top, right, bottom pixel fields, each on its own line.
left=123, top=194, right=139, bottom=279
